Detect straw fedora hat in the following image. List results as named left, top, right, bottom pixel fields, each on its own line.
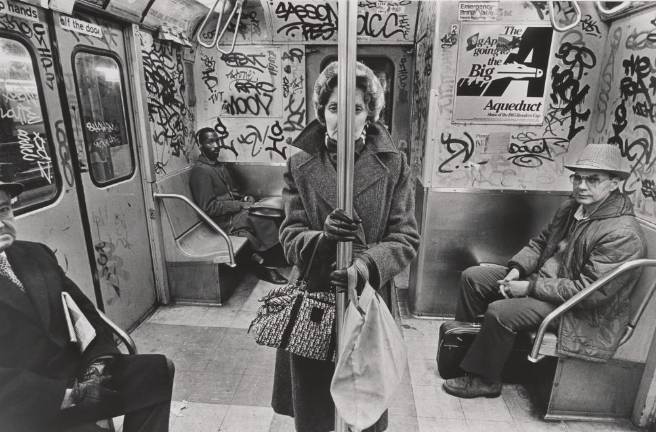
left=0, top=180, right=24, bottom=198
left=564, top=143, right=630, bottom=179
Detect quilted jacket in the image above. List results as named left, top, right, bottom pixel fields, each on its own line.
left=509, top=190, right=646, bottom=361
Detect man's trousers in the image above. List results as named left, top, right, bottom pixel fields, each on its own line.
left=455, top=265, right=556, bottom=382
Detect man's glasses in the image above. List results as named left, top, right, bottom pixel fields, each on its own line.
left=569, top=174, right=610, bottom=187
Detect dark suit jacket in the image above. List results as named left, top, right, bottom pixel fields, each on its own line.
left=0, top=241, right=171, bottom=432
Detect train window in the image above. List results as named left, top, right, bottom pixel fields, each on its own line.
left=320, top=56, right=395, bottom=132
left=73, top=51, right=134, bottom=186
left=0, top=36, right=60, bottom=213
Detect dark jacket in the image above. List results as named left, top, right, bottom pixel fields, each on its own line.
left=272, top=120, right=419, bottom=432
left=0, top=241, right=171, bottom=432
left=279, top=120, right=420, bottom=294
left=189, top=155, right=246, bottom=230
left=509, top=191, right=647, bottom=361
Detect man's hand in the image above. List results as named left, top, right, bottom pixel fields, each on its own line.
left=498, top=280, right=530, bottom=298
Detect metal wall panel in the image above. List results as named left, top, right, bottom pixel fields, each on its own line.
left=409, top=189, right=570, bottom=317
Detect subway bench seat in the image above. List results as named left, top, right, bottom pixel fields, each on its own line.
left=525, top=253, right=656, bottom=423
left=154, top=167, right=248, bottom=305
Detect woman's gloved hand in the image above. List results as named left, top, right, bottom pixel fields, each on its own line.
left=329, top=258, right=369, bottom=295
left=323, top=209, right=361, bottom=243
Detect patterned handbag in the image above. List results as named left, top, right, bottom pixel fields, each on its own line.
left=248, top=240, right=336, bottom=361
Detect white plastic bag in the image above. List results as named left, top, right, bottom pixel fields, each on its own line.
left=330, top=268, right=407, bottom=430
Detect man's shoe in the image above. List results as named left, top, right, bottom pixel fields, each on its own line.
left=256, top=266, right=288, bottom=285
left=442, top=375, right=502, bottom=399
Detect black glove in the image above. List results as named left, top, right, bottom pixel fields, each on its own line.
left=70, top=378, right=120, bottom=409
left=323, top=209, right=361, bottom=243
left=329, top=259, right=369, bottom=295
left=69, top=357, right=119, bottom=409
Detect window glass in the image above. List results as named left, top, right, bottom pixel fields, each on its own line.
left=74, top=52, right=134, bottom=185
left=0, top=37, right=59, bottom=211
left=320, top=56, right=395, bottom=131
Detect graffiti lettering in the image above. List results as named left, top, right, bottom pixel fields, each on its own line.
left=200, top=54, right=220, bottom=104
left=507, top=132, right=569, bottom=168
left=625, top=18, right=656, bottom=51
left=438, top=132, right=488, bottom=173
left=283, top=92, right=305, bottom=132
left=0, top=104, right=41, bottom=125
left=642, top=179, right=656, bottom=200
left=357, top=12, right=408, bottom=39
left=282, top=47, right=304, bottom=63
left=213, top=117, right=238, bottom=157
left=221, top=51, right=268, bottom=72
left=595, top=27, right=622, bottom=133
left=141, top=36, right=194, bottom=167
left=548, top=39, right=596, bottom=140
left=275, top=1, right=337, bottom=40
left=94, top=240, right=126, bottom=299
left=282, top=75, right=303, bottom=98
left=17, top=128, right=51, bottom=183
left=580, top=14, right=601, bottom=38
left=55, top=119, right=75, bottom=187
left=85, top=121, right=119, bottom=133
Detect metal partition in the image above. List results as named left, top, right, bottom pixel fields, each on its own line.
left=409, top=189, right=570, bottom=317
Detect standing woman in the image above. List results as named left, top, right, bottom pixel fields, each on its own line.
left=271, top=62, right=420, bottom=431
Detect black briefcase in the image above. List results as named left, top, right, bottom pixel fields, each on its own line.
left=436, top=321, right=481, bottom=379
left=436, top=320, right=534, bottom=382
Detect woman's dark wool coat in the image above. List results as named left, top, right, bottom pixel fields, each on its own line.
left=271, top=120, right=420, bottom=431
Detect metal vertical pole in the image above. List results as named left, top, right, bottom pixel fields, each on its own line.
left=335, top=0, right=358, bottom=431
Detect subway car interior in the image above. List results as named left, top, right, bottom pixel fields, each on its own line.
left=4, top=0, right=656, bottom=430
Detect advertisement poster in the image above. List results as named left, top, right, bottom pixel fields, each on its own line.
left=453, top=24, right=553, bottom=124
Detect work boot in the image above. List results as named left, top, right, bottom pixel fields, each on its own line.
left=442, top=374, right=502, bottom=399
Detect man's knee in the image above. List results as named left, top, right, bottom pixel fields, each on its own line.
left=460, top=266, right=480, bottom=290
left=484, top=300, right=516, bottom=333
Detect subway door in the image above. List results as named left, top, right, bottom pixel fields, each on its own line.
left=0, top=3, right=97, bottom=301
left=52, top=12, right=155, bottom=328
left=305, top=46, right=414, bottom=160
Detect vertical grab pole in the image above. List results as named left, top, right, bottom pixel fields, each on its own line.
left=335, top=0, right=358, bottom=431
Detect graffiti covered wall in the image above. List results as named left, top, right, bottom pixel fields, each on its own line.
left=409, top=0, right=436, bottom=183
left=195, top=44, right=306, bottom=163
left=589, top=7, right=656, bottom=224
left=427, top=1, right=607, bottom=191
left=139, top=30, right=197, bottom=178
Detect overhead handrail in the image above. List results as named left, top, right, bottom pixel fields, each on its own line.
left=153, top=192, right=238, bottom=267
left=595, top=0, right=631, bottom=15
left=196, top=0, right=244, bottom=55
left=548, top=0, right=582, bottom=32
left=529, top=259, right=656, bottom=363
left=217, top=0, right=244, bottom=55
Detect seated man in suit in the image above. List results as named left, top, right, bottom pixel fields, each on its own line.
left=0, top=181, right=175, bottom=432
left=190, top=127, right=288, bottom=284
left=443, top=144, right=646, bottom=399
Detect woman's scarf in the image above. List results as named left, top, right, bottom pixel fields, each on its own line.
left=324, top=134, right=366, bottom=166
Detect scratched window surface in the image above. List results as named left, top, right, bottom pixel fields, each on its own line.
left=0, top=37, right=59, bottom=211
left=74, top=52, right=134, bottom=186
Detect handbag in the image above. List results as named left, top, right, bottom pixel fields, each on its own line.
left=248, top=239, right=336, bottom=361
left=330, top=268, right=407, bottom=430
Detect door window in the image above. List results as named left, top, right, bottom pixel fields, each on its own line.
left=0, top=36, right=60, bottom=212
left=74, top=51, right=134, bottom=186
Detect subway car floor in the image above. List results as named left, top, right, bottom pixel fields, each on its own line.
left=115, top=271, right=644, bottom=432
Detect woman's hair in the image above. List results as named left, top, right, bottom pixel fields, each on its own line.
left=313, top=61, right=385, bottom=126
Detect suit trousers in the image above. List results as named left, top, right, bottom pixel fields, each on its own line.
left=455, top=265, right=556, bottom=382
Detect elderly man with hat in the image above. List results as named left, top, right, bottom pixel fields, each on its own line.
left=0, top=181, right=175, bottom=432
left=443, top=143, right=647, bottom=399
